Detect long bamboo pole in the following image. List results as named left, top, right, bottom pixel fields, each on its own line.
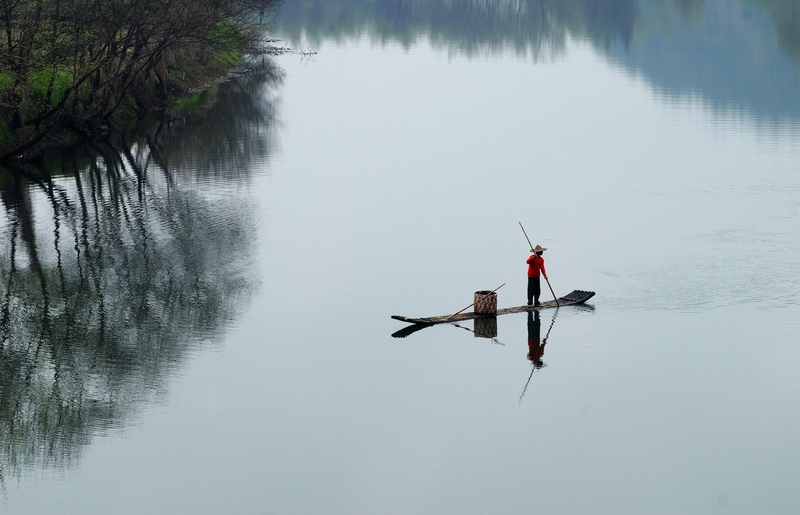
left=543, top=275, right=559, bottom=307
left=519, top=221, right=534, bottom=252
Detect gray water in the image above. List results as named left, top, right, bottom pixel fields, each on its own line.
left=1, top=1, right=799, bottom=513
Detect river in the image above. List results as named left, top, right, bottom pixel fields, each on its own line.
left=1, top=1, right=799, bottom=513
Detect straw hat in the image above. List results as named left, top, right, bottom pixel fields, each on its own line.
left=531, top=245, right=547, bottom=253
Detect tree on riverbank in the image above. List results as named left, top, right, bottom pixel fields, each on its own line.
left=0, top=55, right=283, bottom=480
left=0, top=0, right=280, bottom=161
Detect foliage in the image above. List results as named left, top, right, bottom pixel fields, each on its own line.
left=0, top=56, right=282, bottom=478
left=746, top=0, right=800, bottom=67
left=0, top=121, right=12, bottom=147
left=171, top=88, right=216, bottom=112
left=0, top=0, right=281, bottom=161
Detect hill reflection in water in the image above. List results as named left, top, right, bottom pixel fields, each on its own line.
left=275, top=0, right=800, bottom=124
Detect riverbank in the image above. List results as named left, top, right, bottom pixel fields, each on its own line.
left=3, top=52, right=243, bottom=162
left=0, top=0, right=282, bottom=163
left=10, top=47, right=257, bottom=162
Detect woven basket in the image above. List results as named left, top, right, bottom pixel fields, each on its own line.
left=474, top=290, right=498, bottom=315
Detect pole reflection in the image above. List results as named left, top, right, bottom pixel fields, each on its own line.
left=519, top=310, right=558, bottom=404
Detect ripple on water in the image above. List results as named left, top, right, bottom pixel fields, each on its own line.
left=602, top=241, right=800, bottom=313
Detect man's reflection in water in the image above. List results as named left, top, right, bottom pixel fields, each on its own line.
left=520, top=310, right=550, bottom=404
left=527, top=311, right=547, bottom=369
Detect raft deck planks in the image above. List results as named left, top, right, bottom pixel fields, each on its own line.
left=391, top=290, right=595, bottom=326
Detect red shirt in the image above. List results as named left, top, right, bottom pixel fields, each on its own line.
left=526, top=255, right=546, bottom=278
left=528, top=338, right=546, bottom=361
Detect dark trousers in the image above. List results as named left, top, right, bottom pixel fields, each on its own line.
left=527, top=276, right=541, bottom=305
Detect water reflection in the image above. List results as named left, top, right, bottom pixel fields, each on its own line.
left=519, top=310, right=559, bottom=404
left=391, top=322, right=429, bottom=339
left=274, top=0, right=627, bottom=58
left=526, top=311, right=548, bottom=368
left=144, top=56, right=283, bottom=178
left=610, top=1, right=800, bottom=122
left=0, top=56, right=283, bottom=483
left=472, top=316, right=498, bottom=339
left=275, top=0, right=800, bottom=123
left=454, top=318, right=505, bottom=346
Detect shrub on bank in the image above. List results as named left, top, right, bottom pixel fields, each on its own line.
left=0, top=0, right=279, bottom=161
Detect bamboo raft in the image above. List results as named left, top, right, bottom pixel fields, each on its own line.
left=391, top=290, right=595, bottom=326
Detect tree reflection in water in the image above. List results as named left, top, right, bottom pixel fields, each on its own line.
left=0, top=56, right=283, bottom=486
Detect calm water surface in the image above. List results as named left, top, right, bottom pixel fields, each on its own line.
left=1, top=1, right=800, bottom=513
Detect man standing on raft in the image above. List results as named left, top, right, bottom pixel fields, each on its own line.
left=527, top=245, right=548, bottom=307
